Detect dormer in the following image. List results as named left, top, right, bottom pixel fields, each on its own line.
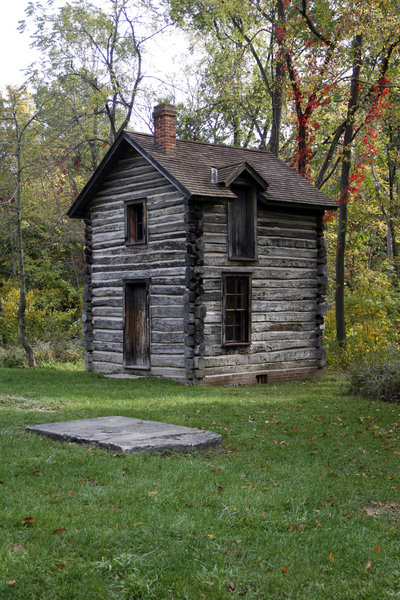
left=216, top=161, right=269, bottom=260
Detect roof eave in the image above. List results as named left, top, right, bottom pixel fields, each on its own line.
left=67, top=132, right=130, bottom=218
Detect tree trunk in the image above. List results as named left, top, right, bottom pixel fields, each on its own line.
left=335, top=34, right=363, bottom=347
left=268, top=0, right=285, bottom=156
left=16, top=142, right=36, bottom=368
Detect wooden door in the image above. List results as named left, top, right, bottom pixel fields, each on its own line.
left=124, top=281, right=150, bottom=368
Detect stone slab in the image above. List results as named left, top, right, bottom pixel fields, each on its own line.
left=26, top=416, right=222, bottom=454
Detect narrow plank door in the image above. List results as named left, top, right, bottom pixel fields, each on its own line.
left=124, top=282, right=150, bottom=368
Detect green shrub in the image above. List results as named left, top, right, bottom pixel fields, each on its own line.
left=349, top=349, right=400, bottom=402
left=0, top=346, right=26, bottom=368
left=0, top=339, right=84, bottom=368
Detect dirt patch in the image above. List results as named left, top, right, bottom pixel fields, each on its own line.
left=363, top=501, right=400, bottom=522
left=0, top=395, right=59, bottom=412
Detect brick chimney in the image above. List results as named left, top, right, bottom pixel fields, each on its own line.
left=152, top=103, right=177, bottom=154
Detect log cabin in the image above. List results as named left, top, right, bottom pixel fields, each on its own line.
left=68, top=103, right=337, bottom=385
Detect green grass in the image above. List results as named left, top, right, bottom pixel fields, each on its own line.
left=0, top=367, right=399, bottom=599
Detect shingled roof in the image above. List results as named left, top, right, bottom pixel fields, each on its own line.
left=68, top=130, right=337, bottom=218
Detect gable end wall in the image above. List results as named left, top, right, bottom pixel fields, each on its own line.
left=85, top=147, right=188, bottom=380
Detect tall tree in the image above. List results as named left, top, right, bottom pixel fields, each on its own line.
left=0, top=87, right=47, bottom=367
left=23, top=0, right=171, bottom=153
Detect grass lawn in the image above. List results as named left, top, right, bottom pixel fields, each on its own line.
left=0, top=367, right=399, bottom=599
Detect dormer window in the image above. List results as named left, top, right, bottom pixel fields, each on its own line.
left=216, top=161, right=268, bottom=261
left=228, top=183, right=257, bottom=260
left=126, top=199, right=147, bottom=244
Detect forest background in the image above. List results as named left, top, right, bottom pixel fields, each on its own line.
left=0, top=0, right=399, bottom=370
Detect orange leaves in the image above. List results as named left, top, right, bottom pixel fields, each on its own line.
left=328, top=552, right=334, bottom=563
left=365, top=560, right=372, bottom=572
left=12, top=544, right=24, bottom=552
left=53, top=528, right=66, bottom=535
left=282, top=567, right=289, bottom=574
left=22, top=516, right=34, bottom=526
left=289, top=524, right=296, bottom=533
left=7, top=580, right=17, bottom=586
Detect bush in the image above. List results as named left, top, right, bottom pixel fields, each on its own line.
left=349, top=350, right=400, bottom=402
left=325, top=267, right=400, bottom=369
left=0, top=339, right=84, bottom=368
left=0, top=283, right=83, bottom=345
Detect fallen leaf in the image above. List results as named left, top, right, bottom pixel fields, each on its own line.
left=22, top=517, right=34, bottom=525
left=135, top=522, right=143, bottom=527
left=56, top=563, right=66, bottom=569
left=328, top=553, right=334, bottom=562
left=68, top=490, right=76, bottom=496
left=365, top=560, right=372, bottom=572
left=7, top=580, right=16, bottom=586
left=207, top=534, right=215, bottom=539
left=53, top=528, right=66, bottom=535
left=228, top=581, right=235, bottom=591
left=289, top=524, right=296, bottom=533
left=73, top=528, right=79, bottom=533
left=393, top=450, right=400, bottom=455
left=114, top=573, right=119, bottom=580
left=315, top=519, right=322, bottom=527
left=299, top=524, right=306, bottom=532
left=33, top=470, right=43, bottom=477
left=282, top=567, right=289, bottom=574
left=374, top=546, right=381, bottom=553
left=148, top=491, right=158, bottom=496
left=215, top=482, right=223, bottom=490
left=12, top=544, right=24, bottom=552
left=51, top=493, right=60, bottom=498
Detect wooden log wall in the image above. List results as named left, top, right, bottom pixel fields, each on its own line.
left=200, top=200, right=327, bottom=385
left=87, top=147, right=187, bottom=380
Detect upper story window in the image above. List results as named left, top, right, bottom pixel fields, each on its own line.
left=222, top=274, right=251, bottom=345
left=228, top=183, right=257, bottom=260
left=126, top=199, right=147, bottom=244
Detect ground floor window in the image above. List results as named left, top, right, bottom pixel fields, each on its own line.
left=222, top=275, right=251, bottom=345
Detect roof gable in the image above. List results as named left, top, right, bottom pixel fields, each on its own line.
left=217, top=161, right=269, bottom=191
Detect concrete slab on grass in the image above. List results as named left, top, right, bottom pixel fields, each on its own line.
left=26, top=416, right=222, bottom=454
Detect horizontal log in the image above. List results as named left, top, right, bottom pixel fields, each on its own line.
left=203, top=358, right=318, bottom=376
left=204, top=338, right=315, bottom=357
left=151, top=332, right=185, bottom=344
left=93, top=330, right=123, bottom=343
left=94, top=341, right=123, bottom=354
left=92, top=350, right=124, bottom=364
left=91, top=267, right=186, bottom=283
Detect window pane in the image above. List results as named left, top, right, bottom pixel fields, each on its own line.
left=226, top=278, right=236, bottom=294
left=225, top=311, right=234, bottom=326
left=225, top=325, right=234, bottom=342
left=226, top=294, right=235, bottom=310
